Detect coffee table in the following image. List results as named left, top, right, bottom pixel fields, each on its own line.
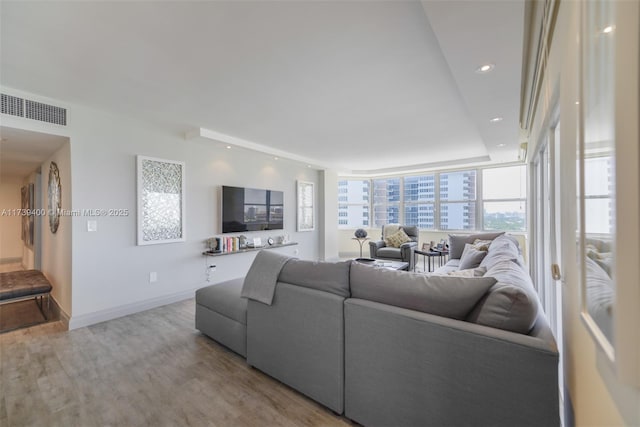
left=354, top=258, right=409, bottom=271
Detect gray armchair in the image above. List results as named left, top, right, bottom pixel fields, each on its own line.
left=369, top=225, right=419, bottom=270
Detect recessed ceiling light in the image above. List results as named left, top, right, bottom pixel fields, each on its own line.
left=602, top=25, right=614, bottom=34
left=575, top=101, right=580, bottom=105
left=475, top=63, right=495, bottom=73
left=307, top=165, right=312, bottom=168
left=226, top=145, right=231, bottom=149
left=489, top=117, right=503, bottom=123
left=274, top=157, right=279, bottom=160
left=497, top=143, right=506, bottom=147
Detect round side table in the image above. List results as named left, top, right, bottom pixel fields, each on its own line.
left=352, top=237, right=370, bottom=258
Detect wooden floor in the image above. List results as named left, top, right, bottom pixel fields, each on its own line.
left=0, top=299, right=350, bottom=426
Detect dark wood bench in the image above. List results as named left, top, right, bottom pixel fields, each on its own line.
left=0, top=270, right=52, bottom=319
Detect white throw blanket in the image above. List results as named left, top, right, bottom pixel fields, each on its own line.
left=241, top=250, right=293, bottom=305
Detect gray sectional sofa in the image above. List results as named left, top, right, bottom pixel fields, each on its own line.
left=195, top=235, right=560, bottom=426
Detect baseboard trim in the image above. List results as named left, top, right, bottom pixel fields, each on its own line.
left=0, top=257, right=22, bottom=265
left=68, top=288, right=198, bottom=330
left=46, top=295, right=70, bottom=330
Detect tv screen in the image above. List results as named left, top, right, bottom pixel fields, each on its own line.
left=222, top=186, right=284, bottom=233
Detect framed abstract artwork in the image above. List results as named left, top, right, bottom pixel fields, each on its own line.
left=21, top=184, right=35, bottom=246
left=137, top=156, right=185, bottom=245
left=48, top=162, right=61, bottom=234
left=296, top=180, right=314, bottom=232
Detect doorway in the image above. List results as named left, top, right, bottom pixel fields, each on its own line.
left=0, top=126, right=68, bottom=332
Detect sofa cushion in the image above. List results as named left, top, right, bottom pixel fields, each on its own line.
left=350, top=262, right=496, bottom=320
left=467, top=260, right=539, bottom=333
left=479, top=235, right=523, bottom=270
left=278, top=259, right=351, bottom=298
left=458, top=244, right=488, bottom=270
left=385, top=229, right=412, bottom=248
left=585, top=256, right=614, bottom=339
left=448, top=232, right=505, bottom=259
left=376, top=247, right=402, bottom=258
left=196, top=277, right=247, bottom=324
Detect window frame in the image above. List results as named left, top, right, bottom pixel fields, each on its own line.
left=338, top=162, right=527, bottom=232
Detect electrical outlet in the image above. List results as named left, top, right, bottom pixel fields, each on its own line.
left=149, top=272, right=157, bottom=283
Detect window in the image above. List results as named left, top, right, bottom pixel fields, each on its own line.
left=339, top=164, right=527, bottom=232
left=373, top=178, right=400, bottom=226
left=584, top=156, right=613, bottom=234
left=403, top=175, right=435, bottom=229
left=337, top=180, right=370, bottom=228
left=482, top=165, right=526, bottom=231
left=440, top=170, right=476, bottom=230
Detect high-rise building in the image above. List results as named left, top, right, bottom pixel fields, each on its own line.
left=440, top=171, right=476, bottom=230
left=338, top=180, right=370, bottom=227
left=404, top=175, right=435, bottom=228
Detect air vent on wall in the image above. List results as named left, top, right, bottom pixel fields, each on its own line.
left=1, top=93, right=24, bottom=117
left=1, top=93, right=67, bottom=126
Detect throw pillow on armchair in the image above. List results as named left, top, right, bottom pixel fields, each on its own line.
left=385, top=229, right=412, bottom=248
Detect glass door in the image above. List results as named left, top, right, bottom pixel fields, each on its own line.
left=531, top=119, right=564, bottom=414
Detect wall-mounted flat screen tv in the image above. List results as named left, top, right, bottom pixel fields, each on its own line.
left=222, top=186, right=284, bottom=233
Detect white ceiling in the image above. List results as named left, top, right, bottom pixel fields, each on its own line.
left=0, top=0, right=524, bottom=174
left=0, top=127, right=68, bottom=179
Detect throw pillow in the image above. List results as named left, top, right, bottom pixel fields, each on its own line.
left=448, top=231, right=505, bottom=259
left=472, top=239, right=493, bottom=251
left=385, top=228, right=412, bottom=248
left=458, top=243, right=488, bottom=270
left=448, top=266, right=487, bottom=277
left=350, top=262, right=496, bottom=320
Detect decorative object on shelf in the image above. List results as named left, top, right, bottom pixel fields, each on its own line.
left=238, top=235, right=247, bottom=248
left=48, top=162, right=61, bottom=234
left=267, top=237, right=274, bottom=245
left=206, top=237, right=220, bottom=252
left=354, top=228, right=367, bottom=238
left=203, top=241, right=299, bottom=257
left=421, top=242, right=430, bottom=251
left=137, top=156, right=185, bottom=245
left=297, top=180, right=314, bottom=231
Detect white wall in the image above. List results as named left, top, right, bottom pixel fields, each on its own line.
left=0, top=177, right=23, bottom=261
left=40, top=142, right=73, bottom=317
left=0, top=88, right=322, bottom=329
left=526, top=1, right=640, bottom=425
left=65, top=103, right=319, bottom=326
left=319, top=169, right=339, bottom=261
